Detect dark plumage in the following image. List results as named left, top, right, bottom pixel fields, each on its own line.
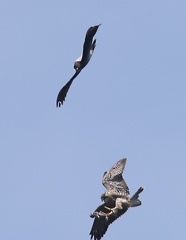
left=90, top=159, right=144, bottom=240
left=56, top=24, right=101, bottom=107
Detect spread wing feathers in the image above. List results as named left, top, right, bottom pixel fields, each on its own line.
left=56, top=71, right=80, bottom=107
left=90, top=203, right=128, bottom=240
left=82, top=25, right=100, bottom=62
left=102, top=158, right=129, bottom=195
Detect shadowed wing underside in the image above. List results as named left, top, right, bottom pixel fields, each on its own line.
left=56, top=71, right=80, bottom=107
left=81, top=25, right=100, bottom=65
left=90, top=203, right=128, bottom=240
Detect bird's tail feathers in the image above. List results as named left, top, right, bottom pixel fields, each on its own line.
left=130, top=199, right=142, bottom=207
left=129, top=187, right=144, bottom=207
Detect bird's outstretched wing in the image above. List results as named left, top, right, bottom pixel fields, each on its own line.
left=102, top=159, right=129, bottom=195
left=81, top=25, right=100, bottom=64
left=90, top=203, right=128, bottom=240
left=56, top=24, right=100, bottom=107
left=56, top=71, right=80, bottom=107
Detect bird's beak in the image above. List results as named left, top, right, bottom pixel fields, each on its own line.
left=101, top=194, right=105, bottom=202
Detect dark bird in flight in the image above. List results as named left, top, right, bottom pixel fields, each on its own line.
left=90, top=158, right=144, bottom=240
left=56, top=24, right=101, bottom=107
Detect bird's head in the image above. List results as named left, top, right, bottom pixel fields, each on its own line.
left=74, top=61, right=81, bottom=72
left=101, top=192, right=108, bottom=202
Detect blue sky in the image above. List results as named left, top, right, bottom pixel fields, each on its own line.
left=1, top=1, right=186, bottom=239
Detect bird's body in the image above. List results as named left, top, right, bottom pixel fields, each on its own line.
left=90, top=159, right=144, bottom=240
left=56, top=24, right=100, bottom=107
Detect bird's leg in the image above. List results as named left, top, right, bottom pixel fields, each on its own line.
left=90, top=204, right=118, bottom=219
left=90, top=211, right=100, bottom=218
left=90, top=211, right=109, bottom=218
left=90, top=207, right=116, bottom=219
left=103, top=206, right=114, bottom=211
left=103, top=206, right=118, bottom=216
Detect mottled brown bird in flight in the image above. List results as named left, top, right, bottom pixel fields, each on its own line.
left=90, top=158, right=144, bottom=240
left=56, top=24, right=101, bottom=107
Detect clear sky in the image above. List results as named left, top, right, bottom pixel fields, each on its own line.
left=1, top=1, right=186, bottom=239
